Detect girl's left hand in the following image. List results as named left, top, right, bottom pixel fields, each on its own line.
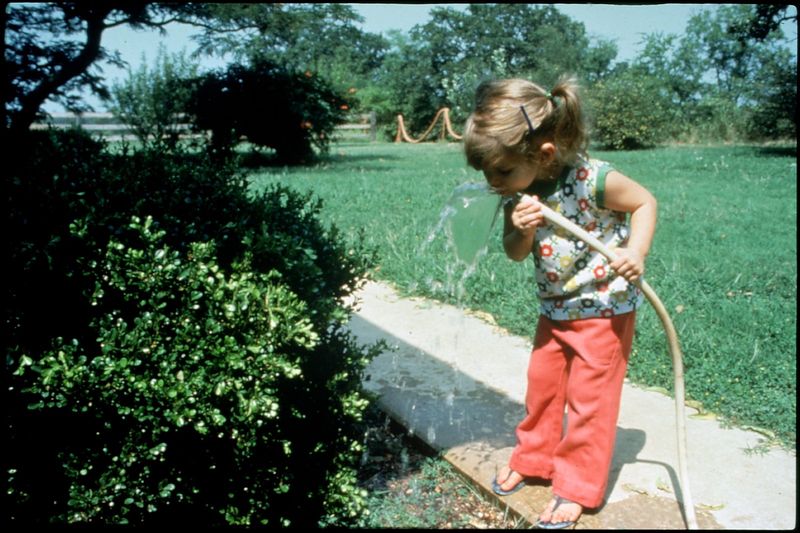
left=610, top=247, right=646, bottom=282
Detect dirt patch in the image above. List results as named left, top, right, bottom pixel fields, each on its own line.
left=357, top=403, right=524, bottom=528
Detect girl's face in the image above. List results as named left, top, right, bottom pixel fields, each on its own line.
left=482, top=152, right=538, bottom=197
left=482, top=143, right=559, bottom=196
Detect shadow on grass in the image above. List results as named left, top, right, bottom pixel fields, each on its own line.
left=236, top=143, right=403, bottom=171
left=756, top=145, right=796, bottom=158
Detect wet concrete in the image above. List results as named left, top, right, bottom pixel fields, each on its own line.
left=349, top=281, right=796, bottom=530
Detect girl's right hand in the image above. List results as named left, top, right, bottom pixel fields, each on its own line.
left=511, top=195, right=544, bottom=236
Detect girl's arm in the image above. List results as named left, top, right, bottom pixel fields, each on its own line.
left=602, top=171, right=657, bottom=281
left=502, top=195, right=543, bottom=261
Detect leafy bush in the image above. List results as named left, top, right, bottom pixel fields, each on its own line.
left=744, top=49, right=797, bottom=140
left=7, top=130, right=378, bottom=526
left=186, top=59, right=350, bottom=164
left=110, top=45, right=199, bottom=149
left=588, top=70, right=678, bottom=150
left=676, top=93, right=748, bottom=144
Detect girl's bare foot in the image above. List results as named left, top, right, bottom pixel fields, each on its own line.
left=537, top=495, right=582, bottom=528
left=495, top=465, right=526, bottom=492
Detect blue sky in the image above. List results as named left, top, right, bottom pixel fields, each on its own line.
left=42, top=3, right=797, bottom=113
left=350, top=3, right=709, bottom=57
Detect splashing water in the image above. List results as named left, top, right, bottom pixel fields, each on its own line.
left=422, top=182, right=504, bottom=301
left=416, top=182, right=505, bottom=446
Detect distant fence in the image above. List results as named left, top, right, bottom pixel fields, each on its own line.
left=335, top=112, right=377, bottom=141
left=31, top=111, right=377, bottom=142
left=29, top=112, right=197, bottom=142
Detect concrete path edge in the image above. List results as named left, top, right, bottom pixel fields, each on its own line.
left=348, top=281, right=796, bottom=530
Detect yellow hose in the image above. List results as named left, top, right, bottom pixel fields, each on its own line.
left=529, top=198, right=698, bottom=529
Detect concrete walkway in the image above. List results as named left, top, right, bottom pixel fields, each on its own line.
left=348, top=281, right=796, bottom=530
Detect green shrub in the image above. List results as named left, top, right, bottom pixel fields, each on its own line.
left=588, top=71, right=677, bottom=150
left=110, top=45, right=199, bottom=149
left=7, top=130, right=378, bottom=526
left=187, top=59, right=350, bottom=164
left=675, top=94, right=749, bottom=144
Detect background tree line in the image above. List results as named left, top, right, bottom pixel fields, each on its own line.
left=359, top=3, right=796, bottom=147
left=6, top=3, right=796, bottom=152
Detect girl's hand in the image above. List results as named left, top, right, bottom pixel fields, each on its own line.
left=610, top=247, right=646, bottom=282
left=511, top=195, right=544, bottom=236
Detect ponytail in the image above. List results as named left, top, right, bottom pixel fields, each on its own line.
left=464, top=75, right=589, bottom=170
left=547, top=76, right=589, bottom=165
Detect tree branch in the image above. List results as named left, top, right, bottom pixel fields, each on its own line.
left=11, top=7, right=113, bottom=133
left=169, top=17, right=264, bottom=33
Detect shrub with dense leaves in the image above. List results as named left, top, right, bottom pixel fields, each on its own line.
left=186, top=59, right=350, bottom=164
left=588, top=70, right=677, bottom=150
left=6, top=130, right=378, bottom=526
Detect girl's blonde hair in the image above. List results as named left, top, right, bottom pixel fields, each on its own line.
left=464, top=76, right=588, bottom=171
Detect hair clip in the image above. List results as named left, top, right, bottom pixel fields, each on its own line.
left=546, top=90, right=561, bottom=107
left=519, top=105, right=535, bottom=135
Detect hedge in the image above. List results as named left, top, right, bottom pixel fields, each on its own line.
left=6, top=130, right=379, bottom=526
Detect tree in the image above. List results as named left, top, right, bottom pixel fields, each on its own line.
left=582, top=39, right=620, bottom=84
left=110, top=45, right=199, bottom=148
left=745, top=45, right=797, bottom=139
left=370, top=31, right=444, bottom=135
left=727, top=4, right=797, bottom=42
left=377, top=4, right=617, bottom=133
left=724, top=4, right=797, bottom=138
left=416, top=4, right=592, bottom=85
left=626, top=4, right=797, bottom=143
left=186, top=60, right=349, bottom=163
left=4, top=2, right=196, bottom=134
left=183, top=4, right=389, bottom=95
left=685, top=6, right=756, bottom=105
left=633, top=32, right=705, bottom=103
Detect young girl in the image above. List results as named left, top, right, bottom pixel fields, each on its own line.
left=463, top=77, right=657, bottom=529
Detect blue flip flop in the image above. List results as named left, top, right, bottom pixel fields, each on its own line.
left=491, top=470, right=527, bottom=496
left=535, top=495, right=580, bottom=529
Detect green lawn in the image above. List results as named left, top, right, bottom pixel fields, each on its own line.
left=248, top=141, right=797, bottom=447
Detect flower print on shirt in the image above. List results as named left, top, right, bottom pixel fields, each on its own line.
left=530, top=158, right=643, bottom=320
left=593, top=264, right=607, bottom=280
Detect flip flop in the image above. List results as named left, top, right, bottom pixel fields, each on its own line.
left=535, top=495, right=580, bottom=529
left=491, top=469, right=527, bottom=496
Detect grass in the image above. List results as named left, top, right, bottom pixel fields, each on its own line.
left=248, top=141, right=797, bottom=447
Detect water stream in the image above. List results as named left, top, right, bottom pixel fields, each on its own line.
left=409, top=182, right=506, bottom=446
left=421, top=182, right=504, bottom=302
left=360, top=182, right=506, bottom=459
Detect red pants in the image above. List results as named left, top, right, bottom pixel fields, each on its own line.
left=508, top=312, right=636, bottom=509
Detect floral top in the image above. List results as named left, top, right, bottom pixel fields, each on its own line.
left=526, top=157, right=643, bottom=320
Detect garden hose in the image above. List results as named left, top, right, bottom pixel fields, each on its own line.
left=522, top=195, right=699, bottom=530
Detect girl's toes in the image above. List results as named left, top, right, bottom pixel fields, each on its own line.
left=538, top=497, right=558, bottom=523
left=553, top=500, right=582, bottom=523
left=538, top=496, right=582, bottom=526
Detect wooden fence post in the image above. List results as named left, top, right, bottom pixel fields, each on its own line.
left=369, top=111, right=377, bottom=142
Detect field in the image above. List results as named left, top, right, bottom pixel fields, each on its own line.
left=249, top=141, right=797, bottom=447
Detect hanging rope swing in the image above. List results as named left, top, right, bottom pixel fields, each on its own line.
left=395, top=107, right=463, bottom=143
